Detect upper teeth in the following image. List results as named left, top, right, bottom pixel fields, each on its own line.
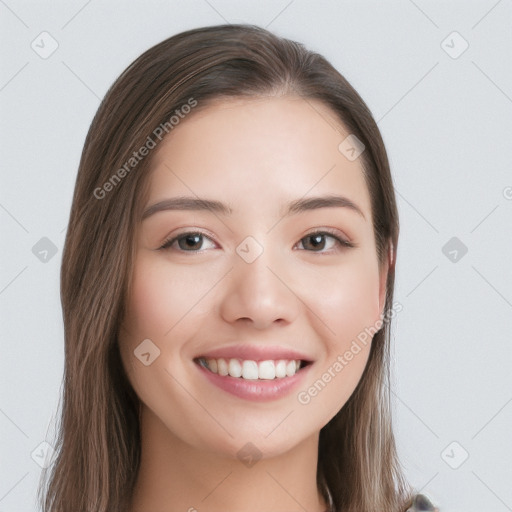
left=199, top=357, right=302, bottom=380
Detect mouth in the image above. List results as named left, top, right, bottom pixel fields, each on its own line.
left=194, top=356, right=313, bottom=380
left=193, top=345, right=315, bottom=401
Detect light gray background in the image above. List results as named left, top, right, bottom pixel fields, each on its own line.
left=1, top=1, right=511, bottom=511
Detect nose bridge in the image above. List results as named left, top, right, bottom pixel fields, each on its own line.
left=236, top=236, right=286, bottom=303
left=219, top=234, right=299, bottom=328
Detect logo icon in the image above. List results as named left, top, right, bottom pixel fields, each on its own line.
left=134, top=339, right=161, bottom=366
left=32, top=237, right=58, bottom=263
left=441, top=441, right=469, bottom=469
left=236, top=236, right=264, bottom=264
left=441, top=31, right=469, bottom=59
left=442, top=237, right=468, bottom=263
left=338, top=134, right=365, bottom=161
left=31, top=31, right=59, bottom=59
left=236, top=442, right=262, bottom=468
left=31, top=441, right=56, bottom=468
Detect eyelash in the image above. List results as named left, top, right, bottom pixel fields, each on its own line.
left=158, top=229, right=356, bottom=254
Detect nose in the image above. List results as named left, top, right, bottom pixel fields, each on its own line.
left=218, top=246, right=300, bottom=330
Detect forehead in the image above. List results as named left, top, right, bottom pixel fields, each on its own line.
left=144, top=95, right=372, bottom=221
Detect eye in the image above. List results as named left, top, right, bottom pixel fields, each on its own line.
left=159, top=231, right=216, bottom=252
left=296, top=230, right=355, bottom=253
left=158, top=229, right=356, bottom=254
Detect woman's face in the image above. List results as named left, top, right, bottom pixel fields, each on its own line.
left=119, top=95, right=388, bottom=459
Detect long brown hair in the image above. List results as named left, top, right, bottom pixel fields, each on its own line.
left=38, top=23, right=414, bottom=512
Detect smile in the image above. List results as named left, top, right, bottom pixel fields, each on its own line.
left=196, top=357, right=310, bottom=380
left=194, top=355, right=314, bottom=402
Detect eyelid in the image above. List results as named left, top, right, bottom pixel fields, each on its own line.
left=303, top=227, right=353, bottom=245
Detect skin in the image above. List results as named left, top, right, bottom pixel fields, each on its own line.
left=119, top=95, right=390, bottom=512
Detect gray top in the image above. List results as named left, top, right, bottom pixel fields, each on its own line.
left=323, top=491, right=438, bottom=511
left=406, top=493, right=439, bottom=511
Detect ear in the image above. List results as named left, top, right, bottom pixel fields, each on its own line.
left=376, top=241, right=394, bottom=325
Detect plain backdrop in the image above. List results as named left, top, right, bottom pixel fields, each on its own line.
left=1, top=1, right=511, bottom=511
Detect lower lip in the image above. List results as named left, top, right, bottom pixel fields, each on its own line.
left=195, top=361, right=313, bottom=402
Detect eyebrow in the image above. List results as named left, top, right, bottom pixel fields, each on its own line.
left=141, top=194, right=366, bottom=221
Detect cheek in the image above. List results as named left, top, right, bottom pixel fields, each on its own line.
left=120, top=254, right=224, bottom=377
left=124, top=256, right=203, bottom=339
left=123, top=262, right=166, bottom=339
left=119, top=257, right=208, bottom=430
left=304, top=255, right=381, bottom=342
left=292, top=256, right=380, bottom=423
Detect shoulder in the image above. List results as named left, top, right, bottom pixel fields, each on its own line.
left=406, top=493, right=439, bottom=511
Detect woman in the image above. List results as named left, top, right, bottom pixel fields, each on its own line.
left=38, top=23, right=438, bottom=512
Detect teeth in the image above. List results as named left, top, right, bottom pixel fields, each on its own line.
left=286, top=360, right=296, bottom=377
left=258, top=360, right=275, bottom=380
left=199, top=357, right=304, bottom=380
left=228, top=358, right=242, bottom=378
left=242, top=360, right=259, bottom=380
left=216, top=358, right=228, bottom=376
left=275, top=360, right=287, bottom=378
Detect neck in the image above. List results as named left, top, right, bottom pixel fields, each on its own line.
left=128, top=405, right=328, bottom=512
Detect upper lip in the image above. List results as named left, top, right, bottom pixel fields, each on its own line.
left=196, top=345, right=314, bottom=362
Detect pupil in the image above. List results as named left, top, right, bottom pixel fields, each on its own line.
left=308, top=234, right=324, bottom=250
left=180, top=234, right=201, bottom=250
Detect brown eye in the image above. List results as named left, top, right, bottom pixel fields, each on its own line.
left=297, top=231, right=355, bottom=253
left=160, top=232, right=216, bottom=252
